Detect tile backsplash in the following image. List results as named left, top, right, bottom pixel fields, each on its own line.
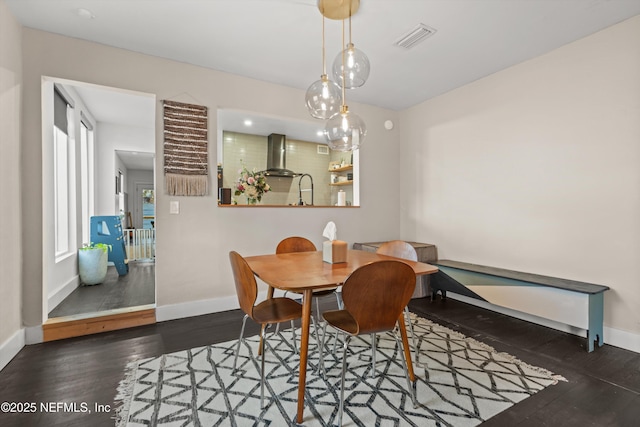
left=222, top=131, right=353, bottom=206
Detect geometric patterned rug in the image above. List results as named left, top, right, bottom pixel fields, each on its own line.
left=114, top=314, right=565, bottom=426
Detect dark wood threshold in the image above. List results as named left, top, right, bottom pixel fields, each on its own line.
left=43, top=305, right=156, bottom=342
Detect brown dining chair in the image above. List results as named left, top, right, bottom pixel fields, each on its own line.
left=320, top=260, right=418, bottom=426
left=376, top=240, right=422, bottom=366
left=275, top=237, right=339, bottom=354
left=228, top=251, right=303, bottom=408
left=275, top=236, right=317, bottom=254
left=276, top=237, right=339, bottom=309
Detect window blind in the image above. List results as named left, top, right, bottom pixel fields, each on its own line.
left=54, top=88, right=69, bottom=134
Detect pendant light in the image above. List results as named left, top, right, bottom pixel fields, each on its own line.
left=332, top=14, right=370, bottom=89
left=305, top=15, right=342, bottom=119
left=325, top=105, right=366, bottom=151
left=325, top=18, right=366, bottom=151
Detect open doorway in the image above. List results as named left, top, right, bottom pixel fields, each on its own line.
left=43, top=78, right=156, bottom=330
left=135, top=182, right=156, bottom=230
left=110, top=171, right=156, bottom=268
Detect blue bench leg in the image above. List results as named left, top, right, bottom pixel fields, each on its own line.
left=587, top=293, right=605, bottom=352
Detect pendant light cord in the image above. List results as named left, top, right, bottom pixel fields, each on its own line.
left=341, top=18, right=347, bottom=108
left=322, top=15, right=326, bottom=75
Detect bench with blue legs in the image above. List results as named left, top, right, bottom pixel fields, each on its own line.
left=431, top=260, right=609, bottom=352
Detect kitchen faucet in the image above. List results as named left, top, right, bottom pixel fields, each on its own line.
left=298, top=173, right=314, bottom=206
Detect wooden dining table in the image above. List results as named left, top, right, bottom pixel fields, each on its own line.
left=244, top=249, right=439, bottom=424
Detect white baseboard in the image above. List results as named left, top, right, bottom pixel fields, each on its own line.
left=156, top=295, right=240, bottom=322
left=604, top=325, right=640, bottom=353
left=155, top=290, right=280, bottom=323
left=448, top=294, right=640, bottom=353
left=48, top=276, right=80, bottom=313
left=0, top=329, right=25, bottom=372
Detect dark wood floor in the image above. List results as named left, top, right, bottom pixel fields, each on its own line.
left=1, top=296, right=639, bottom=426
left=48, top=262, right=155, bottom=319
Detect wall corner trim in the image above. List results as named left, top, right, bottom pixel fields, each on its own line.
left=25, top=325, right=43, bottom=345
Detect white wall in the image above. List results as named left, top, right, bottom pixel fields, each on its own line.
left=98, top=122, right=155, bottom=216
left=20, top=28, right=401, bottom=326
left=400, top=15, right=640, bottom=349
left=0, top=0, right=24, bottom=370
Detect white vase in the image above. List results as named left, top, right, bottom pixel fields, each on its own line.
left=78, top=248, right=108, bottom=285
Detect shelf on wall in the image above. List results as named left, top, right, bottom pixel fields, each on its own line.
left=328, top=164, right=353, bottom=172
left=329, top=180, right=353, bottom=186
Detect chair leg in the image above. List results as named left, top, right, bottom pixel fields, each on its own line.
left=273, top=290, right=288, bottom=337
left=323, top=290, right=353, bottom=362
left=275, top=320, right=298, bottom=354
left=314, top=297, right=322, bottom=346
left=330, top=329, right=348, bottom=364
left=370, top=333, right=376, bottom=378
left=290, top=320, right=298, bottom=354
left=338, top=335, right=351, bottom=427
left=319, top=321, right=328, bottom=379
left=260, top=323, right=268, bottom=409
left=232, top=314, right=249, bottom=371
left=280, top=289, right=298, bottom=353
left=335, top=288, right=343, bottom=309
left=393, top=325, right=418, bottom=408
left=330, top=290, right=344, bottom=354
left=404, top=306, right=421, bottom=366
left=308, top=315, right=323, bottom=374
left=311, top=296, right=329, bottom=374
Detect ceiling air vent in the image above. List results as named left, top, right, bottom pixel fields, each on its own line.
left=394, top=23, right=436, bottom=49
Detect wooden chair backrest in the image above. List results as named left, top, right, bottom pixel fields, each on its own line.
left=228, top=251, right=258, bottom=319
left=276, top=236, right=317, bottom=254
left=341, top=260, right=416, bottom=335
left=376, top=240, right=418, bottom=261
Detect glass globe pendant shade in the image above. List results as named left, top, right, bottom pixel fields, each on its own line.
left=332, top=43, right=370, bottom=89
left=305, top=75, right=342, bottom=119
left=325, top=106, right=366, bottom=151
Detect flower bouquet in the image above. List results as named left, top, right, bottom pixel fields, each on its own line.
left=234, top=165, right=270, bottom=204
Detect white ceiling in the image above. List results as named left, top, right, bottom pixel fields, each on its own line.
left=72, top=84, right=155, bottom=129
left=115, top=149, right=155, bottom=171
left=70, top=83, right=156, bottom=170
left=8, top=0, right=640, bottom=168
left=8, top=0, right=640, bottom=111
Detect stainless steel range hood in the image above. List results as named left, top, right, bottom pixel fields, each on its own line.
left=263, top=133, right=297, bottom=177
